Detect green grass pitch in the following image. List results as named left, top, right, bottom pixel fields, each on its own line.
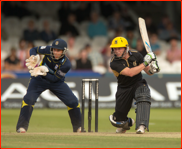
left=1, top=108, right=181, bottom=148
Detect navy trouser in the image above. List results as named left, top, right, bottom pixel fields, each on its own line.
left=16, top=76, right=81, bottom=132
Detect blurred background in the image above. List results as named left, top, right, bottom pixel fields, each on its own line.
left=1, top=1, right=181, bottom=109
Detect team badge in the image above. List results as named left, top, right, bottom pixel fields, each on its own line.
left=55, top=41, right=59, bottom=45
left=54, top=64, right=58, bottom=70
left=133, top=61, right=137, bottom=66
left=115, top=40, right=117, bottom=44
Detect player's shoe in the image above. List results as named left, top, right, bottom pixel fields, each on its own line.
left=136, top=125, right=145, bottom=134
left=116, top=128, right=127, bottom=133
left=77, top=127, right=86, bottom=132
left=17, top=127, right=26, bottom=133
left=116, top=118, right=135, bottom=133
left=77, top=127, right=81, bottom=132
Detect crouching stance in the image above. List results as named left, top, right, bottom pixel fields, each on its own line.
left=109, top=37, right=160, bottom=134
left=16, top=39, right=82, bottom=133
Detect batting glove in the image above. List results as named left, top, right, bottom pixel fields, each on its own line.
left=143, top=52, right=156, bottom=67
left=149, top=60, right=160, bottom=74
left=29, top=66, right=49, bottom=77
left=26, top=54, right=40, bottom=70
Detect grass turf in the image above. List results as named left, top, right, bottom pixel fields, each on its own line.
left=1, top=108, right=181, bottom=148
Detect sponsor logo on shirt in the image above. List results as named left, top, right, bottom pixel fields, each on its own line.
left=40, top=46, right=46, bottom=49
left=54, top=64, right=58, bottom=70
left=57, top=70, right=66, bottom=77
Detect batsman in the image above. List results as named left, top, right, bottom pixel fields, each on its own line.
left=16, top=39, right=82, bottom=133
left=109, top=37, right=160, bottom=134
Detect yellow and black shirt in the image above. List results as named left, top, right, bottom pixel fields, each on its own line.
left=110, top=50, right=144, bottom=88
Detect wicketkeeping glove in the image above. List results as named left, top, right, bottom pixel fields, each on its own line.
left=143, top=52, right=156, bottom=67
left=149, top=60, right=160, bottom=74
left=26, top=54, right=40, bottom=70
left=29, top=66, right=49, bottom=77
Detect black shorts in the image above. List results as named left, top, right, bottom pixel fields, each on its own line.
left=115, top=79, right=148, bottom=121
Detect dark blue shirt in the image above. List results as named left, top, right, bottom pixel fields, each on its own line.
left=30, top=45, right=71, bottom=83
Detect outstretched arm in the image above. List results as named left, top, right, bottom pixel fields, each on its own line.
left=146, top=60, right=160, bottom=75
left=120, top=63, right=146, bottom=77
left=143, top=66, right=153, bottom=76
left=120, top=52, right=156, bottom=77
left=26, top=46, right=50, bottom=70
left=26, top=55, right=40, bottom=70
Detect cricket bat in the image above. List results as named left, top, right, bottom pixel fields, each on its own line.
left=138, top=17, right=152, bottom=53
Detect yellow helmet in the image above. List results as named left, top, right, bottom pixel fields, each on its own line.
left=110, top=37, right=129, bottom=56
left=110, top=37, right=128, bottom=48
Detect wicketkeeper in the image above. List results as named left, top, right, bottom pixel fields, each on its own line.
left=109, top=37, right=160, bottom=134
left=16, top=39, right=82, bottom=133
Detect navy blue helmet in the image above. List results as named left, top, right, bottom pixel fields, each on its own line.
left=50, top=39, right=68, bottom=59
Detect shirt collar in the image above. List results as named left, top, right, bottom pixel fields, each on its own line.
left=128, top=50, right=132, bottom=56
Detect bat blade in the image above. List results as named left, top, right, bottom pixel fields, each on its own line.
left=138, top=17, right=152, bottom=53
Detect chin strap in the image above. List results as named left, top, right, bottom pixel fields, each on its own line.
left=121, top=49, right=126, bottom=57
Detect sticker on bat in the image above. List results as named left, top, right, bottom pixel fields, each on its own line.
left=145, top=41, right=152, bottom=52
